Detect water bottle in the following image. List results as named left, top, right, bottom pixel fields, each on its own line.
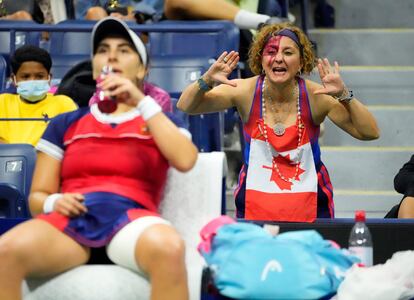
left=348, top=210, right=373, bottom=267
left=95, top=65, right=117, bottom=113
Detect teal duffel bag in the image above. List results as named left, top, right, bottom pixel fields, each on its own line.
left=199, top=221, right=359, bottom=300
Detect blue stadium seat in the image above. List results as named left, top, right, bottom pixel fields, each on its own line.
left=0, top=20, right=41, bottom=73
left=148, top=56, right=213, bottom=98
left=47, top=20, right=239, bottom=84
left=148, top=55, right=226, bottom=152
left=149, top=20, right=239, bottom=57
left=48, top=20, right=96, bottom=56
left=188, top=113, right=224, bottom=152
left=0, top=55, right=7, bottom=92
left=50, top=54, right=90, bottom=83
left=48, top=19, right=136, bottom=56
left=147, top=22, right=239, bottom=152
left=47, top=20, right=95, bottom=82
left=170, top=97, right=189, bottom=129
left=150, top=21, right=240, bottom=145
left=0, top=144, right=36, bottom=218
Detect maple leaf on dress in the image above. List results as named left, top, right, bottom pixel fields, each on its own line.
left=262, top=153, right=305, bottom=190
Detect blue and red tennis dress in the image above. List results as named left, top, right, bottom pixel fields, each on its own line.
left=235, top=76, right=334, bottom=222
left=36, top=104, right=188, bottom=247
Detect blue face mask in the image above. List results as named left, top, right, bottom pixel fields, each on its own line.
left=16, top=80, right=50, bottom=102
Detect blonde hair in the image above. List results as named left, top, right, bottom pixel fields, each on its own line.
left=248, top=23, right=316, bottom=75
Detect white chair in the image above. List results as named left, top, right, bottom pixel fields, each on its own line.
left=23, top=152, right=227, bottom=300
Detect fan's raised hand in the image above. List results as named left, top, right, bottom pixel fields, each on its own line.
left=203, top=50, right=240, bottom=87
left=314, top=58, right=346, bottom=97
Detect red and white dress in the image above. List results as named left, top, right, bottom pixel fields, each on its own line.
left=235, top=75, right=334, bottom=222
left=36, top=103, right=189, bottom=247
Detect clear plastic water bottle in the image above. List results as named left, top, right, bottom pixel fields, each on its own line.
left=348, top=210, right=373, bottom=267
left=95, top=65, right=117, bottom=113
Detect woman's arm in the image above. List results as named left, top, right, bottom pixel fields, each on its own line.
left=29, top=152, right=86, bottom=217
left=177, top=51, right=240, bottom=114
left=100, top=73, right=199, bottom=172
left=312, top=58, right=380, bottom=140
left=146, top=113, right=198, bottom=172
left=29, top=152, right=61, bottom=216
left=325, top=95, right=380, bottom=140
left=394, top=155, right=414, bottom=196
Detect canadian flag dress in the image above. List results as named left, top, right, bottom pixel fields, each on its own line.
left=234, top=75, right=334, bottom=222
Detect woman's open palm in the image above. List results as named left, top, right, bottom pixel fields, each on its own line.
left=205, top=50, right=239, bottom=87
left=314, top=58, right=345, bottom=97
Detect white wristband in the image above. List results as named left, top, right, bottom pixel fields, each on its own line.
left=43, top=193, right=62, bottom=213
left=137, top=96, right=162, bottom=121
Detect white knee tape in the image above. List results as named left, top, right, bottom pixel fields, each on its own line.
left=106, top=216, right=171, bottom=274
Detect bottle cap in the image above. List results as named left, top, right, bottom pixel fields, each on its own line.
left=355, top=210, right=366, bottom=222
left=102, top=65, right=113, bottom=75
left=96, top=65, right=112, bottom=84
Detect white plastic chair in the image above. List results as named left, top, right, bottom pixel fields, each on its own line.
left=23, top=152, right=227, bottom=300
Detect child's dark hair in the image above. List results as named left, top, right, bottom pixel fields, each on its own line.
left=10, top=45, right=52, bottom=74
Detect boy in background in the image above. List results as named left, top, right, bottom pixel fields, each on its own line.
left=0, top=45, right=77, bottom=146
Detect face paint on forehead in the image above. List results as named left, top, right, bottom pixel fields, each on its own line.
left=263, top=36, right=282, bottom=56
left=263, top=36, right=282, bottom=66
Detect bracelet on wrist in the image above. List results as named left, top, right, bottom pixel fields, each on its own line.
left=334, top=87, right=354, bottom=103
left=43, top=193, right=62, bottom=213
left=197, top=77, right=213, bottom=92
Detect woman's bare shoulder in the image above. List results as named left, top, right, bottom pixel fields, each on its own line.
left=231, top=76, right=260, bottom=121
left=303, top=78, right=332, bottom=102
left=303, top=78, right=322, bottom=92
left=302, top=78, right=337, bottom=123
left=231, top=76, right=260, bottom=97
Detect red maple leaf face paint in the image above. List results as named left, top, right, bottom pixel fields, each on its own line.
left=262, top=36, right=282, bottom=67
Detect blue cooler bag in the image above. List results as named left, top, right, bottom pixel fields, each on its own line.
left=199, top=221, right=359, bottom=300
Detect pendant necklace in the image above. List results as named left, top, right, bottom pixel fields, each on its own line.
left=273, top=122, right=286, bottom=136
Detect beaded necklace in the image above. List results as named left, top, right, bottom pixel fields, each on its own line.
left=261, top=76, right=304, bottom=183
